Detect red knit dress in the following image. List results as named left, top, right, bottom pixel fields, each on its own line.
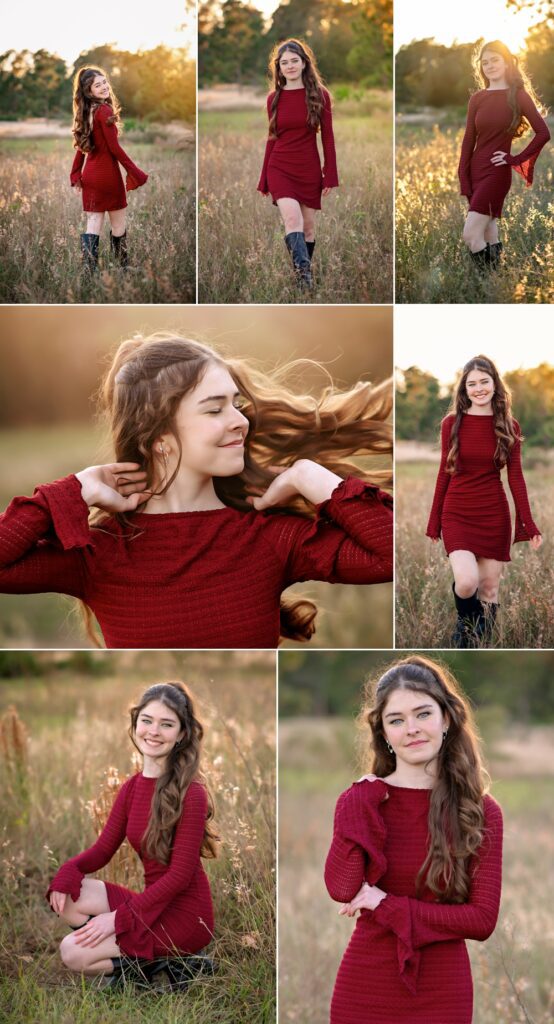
left=46, top=775, right=213, bottom=960
left=426, top=414, right=540, bottom=561
left=0, top=474, right=392, bottom=649
left=257, top=87, right=339, bottom=210
left=324, top=778, right=503, bottom=1024
left=458, top=88, right=551, bottom=218
left=70, top=103, right=148, bottom=213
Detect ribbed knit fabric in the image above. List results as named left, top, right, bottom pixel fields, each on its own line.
left=426, top=414, right=539, bottom=561
left=0, top=474, right=392, bottom=648
left=70, top=102, right=148, bottom=212
left=257, top=87, right=339, bottom=210
left=458, top=89, right=550, bottom=218
left=46, top=775, right=213, bottom=959
left=324, top=778, right=503, bottom=1024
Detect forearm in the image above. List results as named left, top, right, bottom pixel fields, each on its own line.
left=291, top=460, right=343, bottom=504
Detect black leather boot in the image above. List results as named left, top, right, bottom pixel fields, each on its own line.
left=149, top=953, right=216, bottom=992
left=451, top=583, right=484, bottom=648
left=486, top=242, right=503, bottom=270
left=479, top=601, right=499, bottom=646
left=470, top=246, right=489, bottom=274
left=80, top=233, right=99, bottom=273
left=306, top=239, right=315, bottom=261
left=110, top=230, right=128, bottom=269
left=285, top=231, right=312, bottom=288
left=102, top=955, right=154, bottom=991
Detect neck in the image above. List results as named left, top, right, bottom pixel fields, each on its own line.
left=488, top=78, right=508, bottom=90
left=468, top=402, right=493, bottom=416
left=142, top=754, right=166, bottom=778
left=386, top=758, right=437, bottom=789
left=143, top=469, right=226, bottom=514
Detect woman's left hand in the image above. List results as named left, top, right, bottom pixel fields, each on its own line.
left=490, top=150, right=508, bottom=165
left=247, top=460, right=342, bottom=510
left=339, top=882, right=388, bottom=917
left=322, top=187, right=333, bottom=196
left=530, top=534, right=543, bottom=550
left=73, top=910, right=117, bottom=948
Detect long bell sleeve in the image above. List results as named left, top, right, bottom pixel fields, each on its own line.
left=505, top=90, right=551, bottom=186
left=96, top=104, right=148, bottom=190
left=425, top=417, right=453, bottom=540
left=324, top=778, right=389, bottom=904
left=458, top=94, right=478, bottom=198
left=506, top=420, right=540, bottom=542
left=257, top=92, right=276, bottom=194
left=320, top=88, right=339, bottom=188
left=70, top=149, right=85, bottom=187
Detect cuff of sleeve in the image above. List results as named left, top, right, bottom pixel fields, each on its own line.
left=126, top=171, right=148, bottom=191
left=373, top=895, right=421, bottom=995
left=514, top=521, right=540, bottom=543
left=45, top=862, right=85, bottom=907
left=425, top=524, right=441, bottom=540
left=317, top=476, right=393, bottom=518
left=36, top=475, right=92, bottom=550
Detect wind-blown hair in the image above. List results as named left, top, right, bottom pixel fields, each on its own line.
left=444, top=354, right=517, bottom=475
left=129, top=681, right=219, bottom=866
left=80, top=332, right=392, bottom=645
left=358, top=655, right=489, bottom=904
left=267, top=38, right=329, bottom=139
left=473, top=39, right=547, bottom=138
left=72, top=65, right=122, bottom=153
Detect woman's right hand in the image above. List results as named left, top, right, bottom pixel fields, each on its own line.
left=75, top=463, right=150, bottom=513
left=49, top=891, right=66, bottom=915
left=72, top=182, right=83, bottom=191
left=430, top=537, right=440, bottom=544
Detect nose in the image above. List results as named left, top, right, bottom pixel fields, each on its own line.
left=406, top=718, right=421, bottom=734
left=230, top=406, right=249, bottom=431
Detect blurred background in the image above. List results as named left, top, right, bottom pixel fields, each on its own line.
left=0, top=0, right=196, bottom=303
left=279, top=648, right=554, bottom=1024
left=394, top=0, right=554, bottom=303
left=198, top=0, right=393, bottom=303
left=0, top=304, right=393, bottom=650
left=395, top=308, right=554, bottom=649
left=0, top=648, right=275, bottom=1024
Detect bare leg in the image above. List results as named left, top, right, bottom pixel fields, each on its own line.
left=300, top=203, right=316, bottom=244
left=449, top=550, right=479, bottom=597
left=276, top=197, right=303, bottom=234
left=462, top=211, right=491, bottom=253
left=59, top=932, right=121, bottom=976
left=57, top=878, right=111, bottom=928
left=85, top=212, right=105, bottom=235
left=477, top=557, right=503, bottom=604
left=108, top=208, right=127, bottom=238
left=484, top=219, right=499, bottom=245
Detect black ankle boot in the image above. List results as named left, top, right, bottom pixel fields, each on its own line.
left=451, top=584, right=484, bottom=648
left=102, top=955, right=154, bottom=991
left=486, top=242, right=503, bottom=270
left=149, top=954, right=217, bottom=992
left=110, top=230, right=128, bottom=269
left=285, top=231, right=312, bottom=288
left=470, top=246, right=489, bottom=274
left=80, top=233, right=99, bottom=273
left=479, top=601, right=499, bottom=646
left=306, top=239, right=315, bottom=262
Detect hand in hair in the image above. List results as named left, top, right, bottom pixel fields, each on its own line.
left=339, top=881, right=388, bottom=916
left=73, top=909, right=116, bottom=947
left=247, top=459, right=342, bottom=511
left=75, top=463, right=150, bottom=513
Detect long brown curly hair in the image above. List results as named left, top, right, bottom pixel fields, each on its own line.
left=267, top=39, right=328, bottom=139
left=80, top=332, right=392, bottom=645
left=444, top=354, right=517, bottom=475
left=358, top=655, right=489, bottom=903
left=129, top=681, right=219, bottom=866
left=72, top=65, right=122, bottom=153
left=473, top=39, right=547, bottom=138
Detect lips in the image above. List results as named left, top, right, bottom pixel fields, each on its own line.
left=405, top=740, right=428, bottom=748
left=219, top=439, right=244, bottom=448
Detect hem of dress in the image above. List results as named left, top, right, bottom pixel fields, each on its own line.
left=269, top=191, right=322, bottom=211
left=444, top=544, right=511, bottom=563
left=82, top=201, right=129, bottom=212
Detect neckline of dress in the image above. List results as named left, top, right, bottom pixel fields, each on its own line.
left=381, top=780, right=433, bottom=792
left=463, top=412, right=494, bottom=418
left=132, top=504, right=235, bottom=520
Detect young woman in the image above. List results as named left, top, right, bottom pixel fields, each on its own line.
left=71, top=66, right=149, bottom=273
left=257, top=39, right=339, bottom=289
left=325, top=655, right=503, bottom=1024
left=426, top=355, right=541, bottom=648
left=458, top=40, right=550, bottom=271
left=0, top=334, right=393, bottom=649
left=47, top=682, right=217, bottom=988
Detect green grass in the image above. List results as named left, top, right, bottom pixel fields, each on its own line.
left=396, top=121, right=554, bottom=304
left=0, top=653, right=276, bottom=1023
left=198, top=96, right=393, bottom=304
left=0, top=136, right=195, bottom=303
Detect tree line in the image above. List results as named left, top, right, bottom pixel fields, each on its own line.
left=0, top=44, right=195, bottom=121
left=199, top=0, right=392, bottom=87
left=396, top=364, right=554, bottom=448
left=396, top=20, right=554, bottom=108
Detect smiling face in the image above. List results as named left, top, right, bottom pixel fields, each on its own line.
left=465, top=368, right=495, bottom=410
left=382, top=688, right=448, bottom=768
left=166, top=361, right=249, bottom=480
left=481, top=49, right=509, bottom=85
left=134, top=699, right=184, bottom=762
left=89, top=74, right=110, bottom=101
left=278, top=48, right=306, bottom=84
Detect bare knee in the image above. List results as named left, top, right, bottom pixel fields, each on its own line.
left=462, top=226, right=485, bottom=252
left=60, top=935, right=85, bottom=972
left=454, top=574, right=479, bottom=599
left=479, top=576, right=500, bottom=602
left=303, top=216, right=315, bottom=241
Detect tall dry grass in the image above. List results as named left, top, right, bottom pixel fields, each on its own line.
left=0, top=651, right=275, bottom=1024
left=199, top=94, right=393, bottom=304
left=279, top=714, right=554, bottom=1024
left=396, top=122, right=554, bottom=304
left=0, top=136, right=195, bottom=303
left=395, top=458, right=553, bottom=649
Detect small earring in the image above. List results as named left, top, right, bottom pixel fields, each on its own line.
left=386, top=741, right=394, bottom=755
left=443, top=729, right=448, bottom=740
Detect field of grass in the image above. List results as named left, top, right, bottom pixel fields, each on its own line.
left=396, top=121, right=554, bottom=304
left=0, top=425, right=393, bottom=650
left=279, top=712, right=554, bottom=1024
left=198, top=93, right=393, bottom=304
left=0, top=650, right=275, bottom=1024
left=0, top=135, right=195, bottom=303
left=395, top=454, right=553, bottom=649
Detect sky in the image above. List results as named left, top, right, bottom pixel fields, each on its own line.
left=394, top=0, right=542, bottom=52
left=395, top=306, right=552, bottom=386
left=2, top=0, right=194, bottom=63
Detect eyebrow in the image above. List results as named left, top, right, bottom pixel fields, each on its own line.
left=384, top=703, right=434, bottom=719
left=197, top=391, right=240, bottom=405
left=139, top=713, right=177, bottom=724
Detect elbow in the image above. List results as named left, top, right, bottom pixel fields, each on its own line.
left=470, top=910, right=499, bottom=942
left=324, top=869, right=358, bottom=905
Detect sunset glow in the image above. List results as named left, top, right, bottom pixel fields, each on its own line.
left=395, top=0, right=542, bottom=54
